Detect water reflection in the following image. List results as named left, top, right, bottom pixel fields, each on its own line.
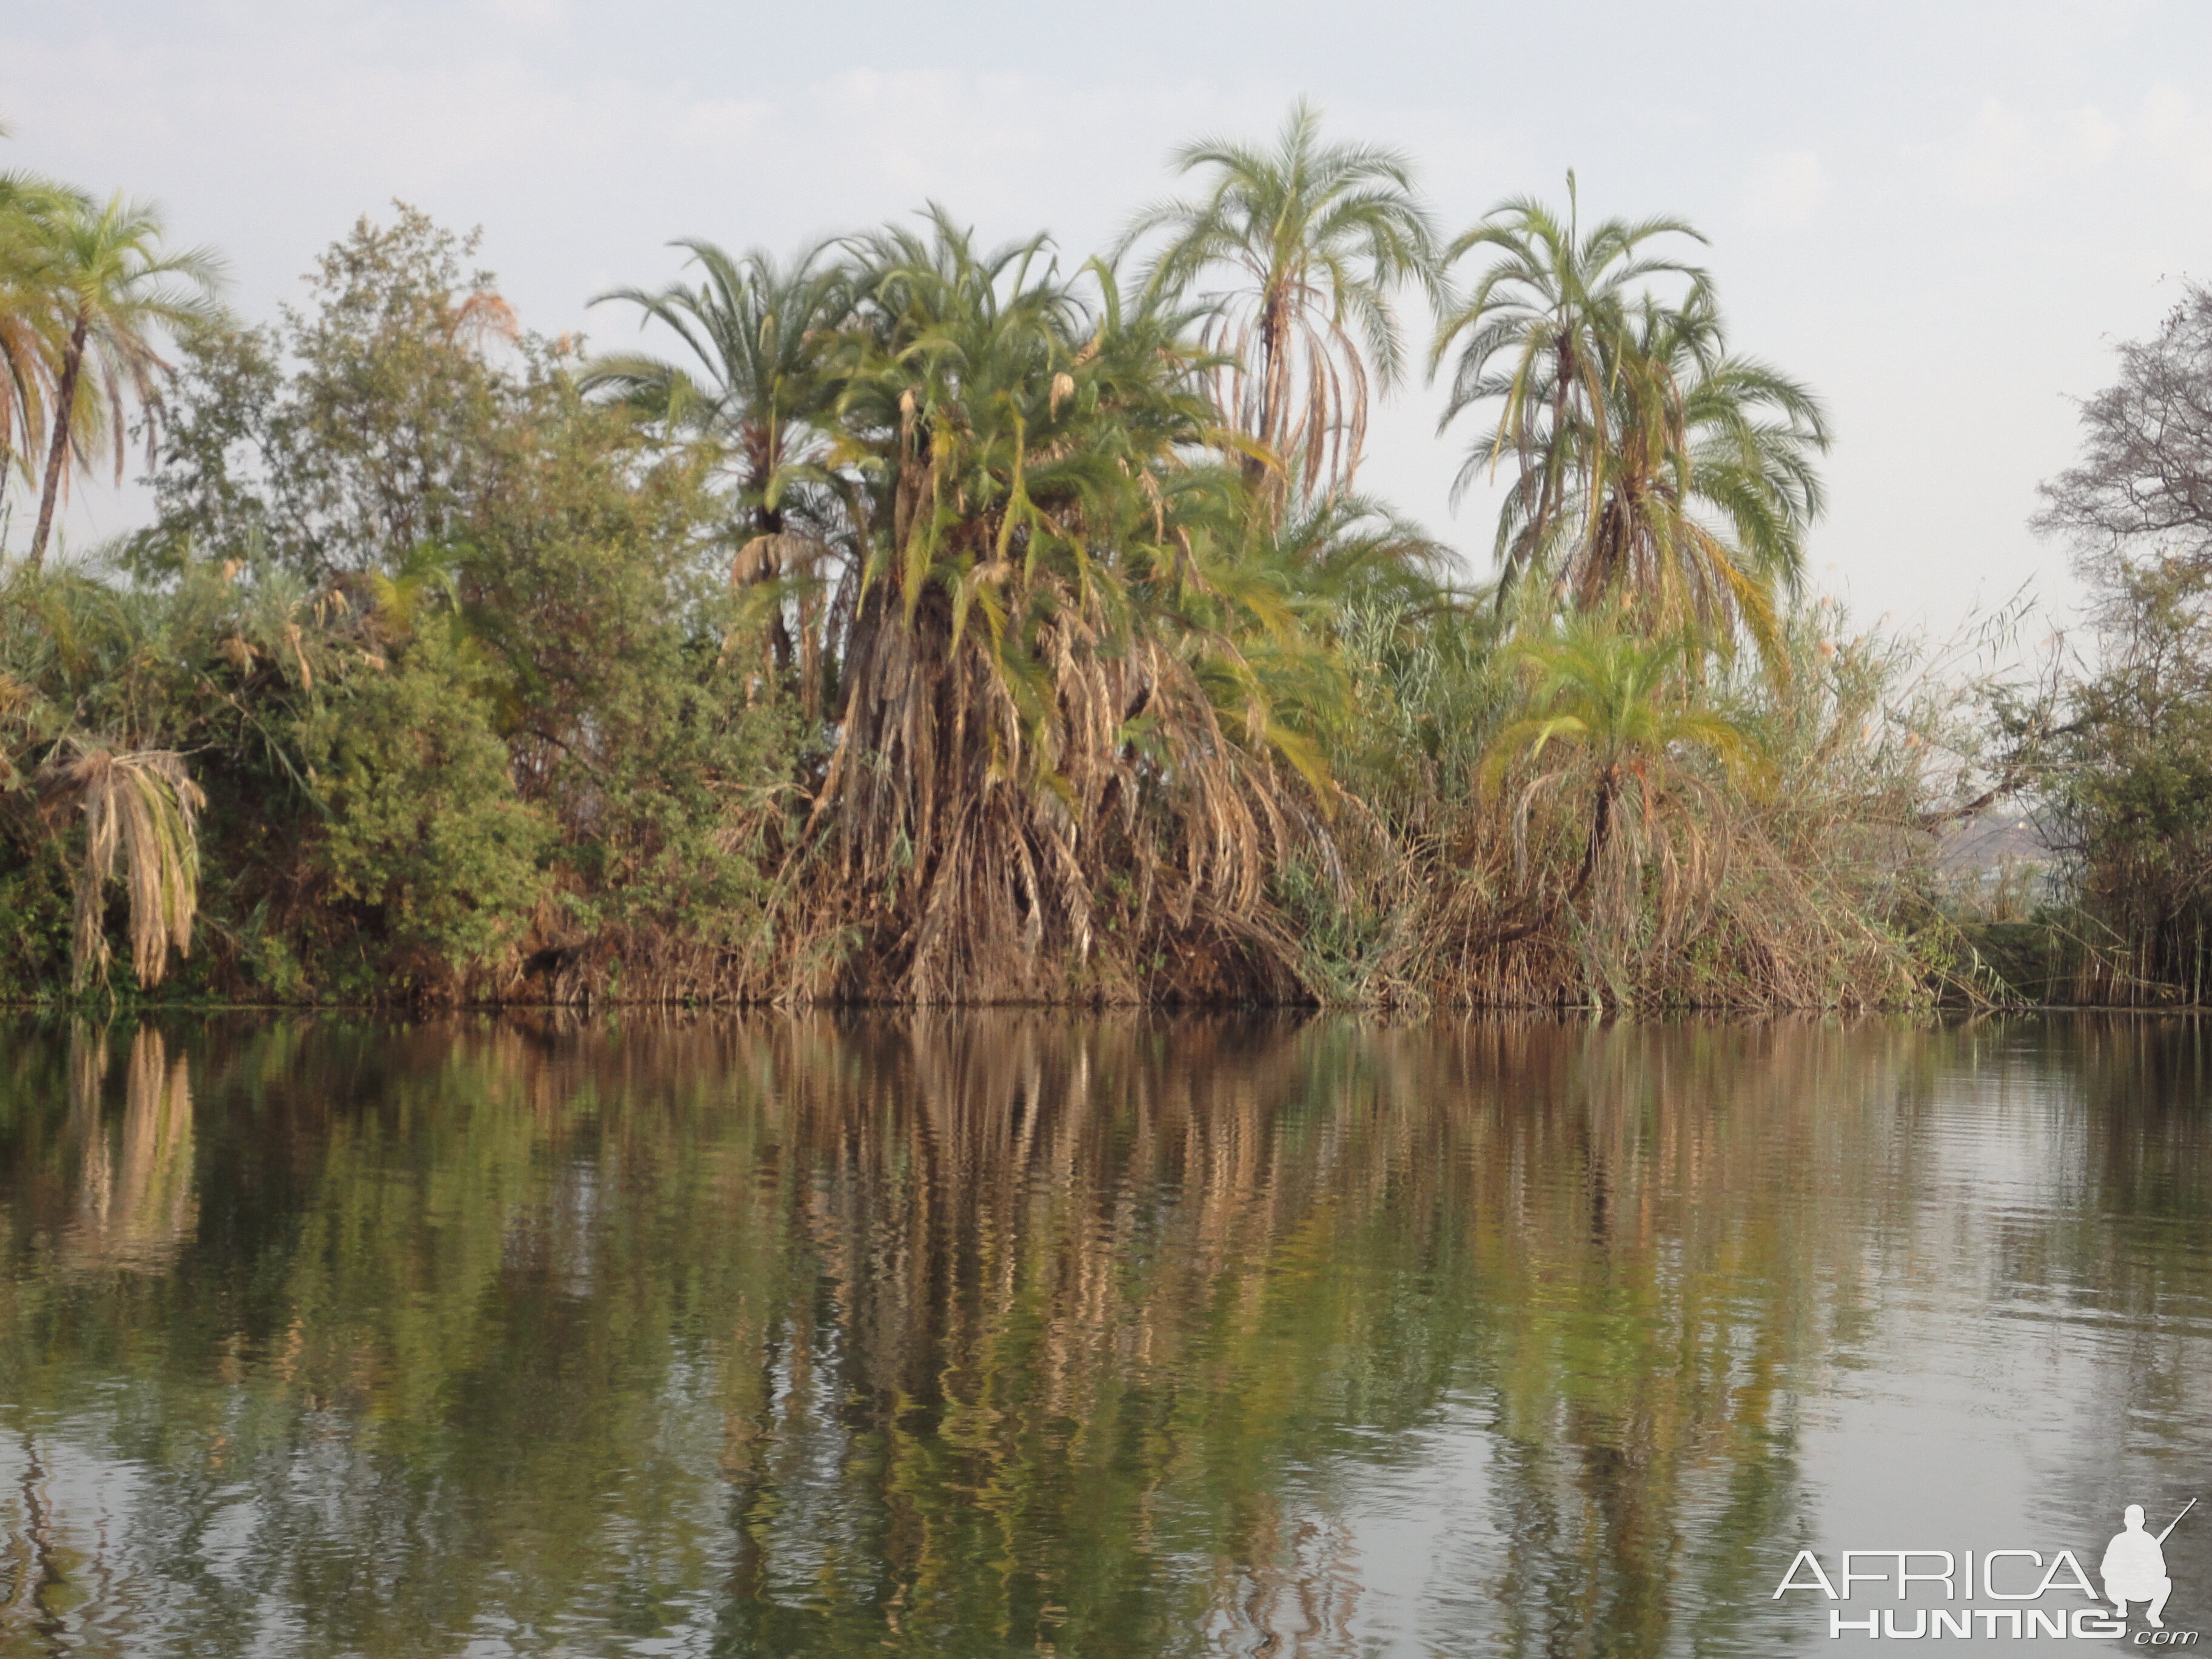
left=61, top=1030, right=198, bottom=1276
left=0, top=1016, right=2201, bottom=1656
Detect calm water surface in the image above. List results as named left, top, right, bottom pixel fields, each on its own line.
left=0, top=1016, right=2208, bottom=1656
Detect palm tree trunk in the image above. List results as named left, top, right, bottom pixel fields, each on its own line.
left=1573, top=769, right=1617, bottom=902
left=25, top=314, right=87, bottom=574
left=1473, top=768, right=1620, bottom=956
left=756, top=492, right=796, bottom=677
left=1247, top=286, right=1292, bottom=519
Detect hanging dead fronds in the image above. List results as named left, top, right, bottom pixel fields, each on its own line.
left=780, top=213, right=1332, bottom=1004
left=45, top=745, right=207, bottom=991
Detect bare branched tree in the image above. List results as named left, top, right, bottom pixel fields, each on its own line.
left=2036, top=285, right=2212, bottom=614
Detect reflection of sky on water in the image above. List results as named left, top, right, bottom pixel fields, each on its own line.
left=1308, top=1027, right=2212, bottom=1654
left=0, top=1017, right=2208, bottom=1656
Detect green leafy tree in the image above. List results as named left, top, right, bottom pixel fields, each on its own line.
left=0, top=208, right=794, bottom=1005
left=300, top=629, right=552, bottom=988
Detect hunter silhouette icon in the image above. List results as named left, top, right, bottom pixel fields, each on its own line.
left=2104, top=1499, right=2195, bottom=1627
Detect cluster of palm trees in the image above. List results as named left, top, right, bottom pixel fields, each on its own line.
left=577, top=104, right=1834, bottom=997
left=591, top=210, right=1344, bottom=997
left=2, top=103, right=1869, bottom=1005
left=0, top=144, right=221, bottom=572
left=1433, top=178, right=1828, bottom=665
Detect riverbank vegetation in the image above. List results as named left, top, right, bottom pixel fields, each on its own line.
left=0, top=107, right=2183, bottom=1008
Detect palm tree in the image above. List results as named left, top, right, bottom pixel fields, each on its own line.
left=0, top=170, right=90, bottom=517
left=1122, top=101, right=1440, bottom=520
left=585, top=242, right=850, bottom=703
left=1481, top=615, right=1761, bottom=921
left=1556, top=291, right=1828, bottom=661
left=22, top=193, right=223, bottom=572
left=1433, top=181, right=1826, bottom=662
left=796, top=210, right=1324, bottom=1001
left=1432, top=178, right=1706, bottom=593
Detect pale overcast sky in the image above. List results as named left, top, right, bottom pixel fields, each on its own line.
left=6, top=0, right=2207, bottom=638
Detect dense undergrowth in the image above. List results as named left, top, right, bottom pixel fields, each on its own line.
left=0, top=111, right=2187, bottom=1010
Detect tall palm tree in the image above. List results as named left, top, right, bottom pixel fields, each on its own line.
left=585, top=242, right=850, bottom=700
left=1122, top=101, right=1440, bottom=520
left=1434, top=181, right=1826, bottom=662
left=1424, top=188, right=1681, bottom=571
left=22, top=193, right=223, bottom=572
left=0, top=170, right=91, bottom=517
left=799, top=210, right=1323, bottom=1001
left=1432, top=178, right=1708, bottom=597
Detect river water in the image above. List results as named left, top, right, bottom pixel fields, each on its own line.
left=0, top=1016, right=2207, bottom=1656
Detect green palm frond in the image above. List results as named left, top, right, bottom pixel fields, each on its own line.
left=1119, top=101, right=1441, bottom=520
left=12, top=190, right=224, bottom=571
left=1433, top=181, right=1824, bottom=666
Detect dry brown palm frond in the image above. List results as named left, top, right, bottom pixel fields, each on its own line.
left=790, top=568, right=1316, bottom=1006
left=440, top=290, right=520, bottom=352
left=44, top=745, right=207, bottom=991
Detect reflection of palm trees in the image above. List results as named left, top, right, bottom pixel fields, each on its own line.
left=63, top=1026, right=199, bottom=1274
left=4, top=1026, right=201, bottom=1645
left=0, top=1015, right=1932, bottom=1657
left=63, top=1025, right=199, bottom=1275
left=1437, top=1020, right=1897, bottom=1659
left=703, top=1014, right=1872, bottom=1656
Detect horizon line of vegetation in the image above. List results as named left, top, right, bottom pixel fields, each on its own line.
left=0, top=103, right=2199, bottom=1011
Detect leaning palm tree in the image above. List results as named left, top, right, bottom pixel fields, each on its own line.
left=585, top=242, right=850, bottom=705
left=0, top=170, right=92, bottom=515
left=1122, top=101, right=1440, bottom=520
left=798, top=210, right=1328, bottom=1002
left=22, top=192, right=223, bottom=571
